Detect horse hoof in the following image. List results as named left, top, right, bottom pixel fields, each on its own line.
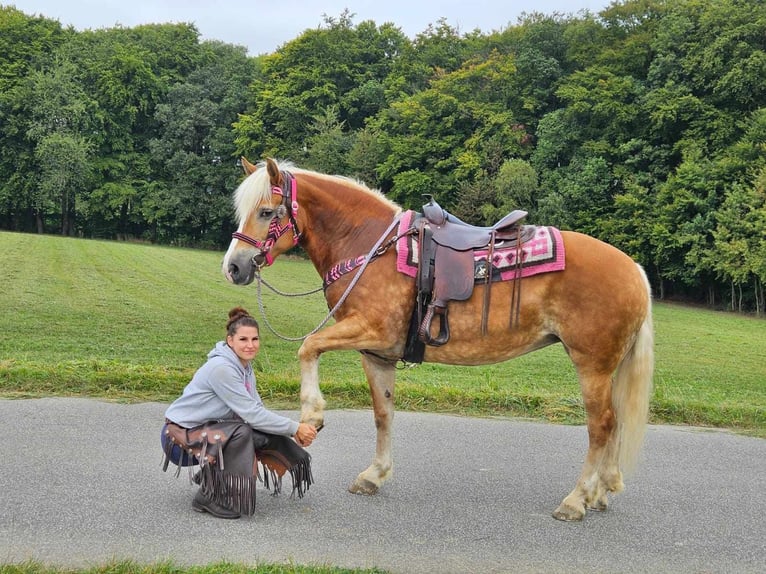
left=586, top=500, right=608, bottom=512
left=585, top=492, right=608, bottom=512
left=552, top=503, right=585, bottom=522
left=301, top=417, right=324, bottom=429
left=348, top=478, right=379, bottom=495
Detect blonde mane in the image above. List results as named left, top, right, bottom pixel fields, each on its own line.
left=233, top=160, right=400, bottom=224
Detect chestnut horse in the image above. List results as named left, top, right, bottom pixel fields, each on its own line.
left=222, top=157, right=653, bottom=521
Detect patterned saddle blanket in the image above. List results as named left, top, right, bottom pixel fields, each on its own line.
left=395, top=210, right=566, bottom=282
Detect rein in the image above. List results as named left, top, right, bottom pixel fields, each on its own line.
left=255, top=212, right=404, bottom=342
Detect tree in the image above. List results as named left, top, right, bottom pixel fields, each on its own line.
left=234, top=11, right=408, bottom=159
left=496, top=159, right=538, bottom=207
left=453, top=158, right=540, bottom=227
left=554, top=65, right=645, bottom=157
left=0, top=7, right=66, bottom=231
left=34, top=132, right=92, bottom=235
left=709, top=108, right=766, bottom=312
left=650, top=148, right=720, bottom=299
left=0, top=6, right=64, bottom=94
left=147, top=41, right=254, bottom=246
left=371, top=89, right=468, bottom=207
left=681, top=0, right=766, bottom=112
left=371, top=50, right=528, bottom=208
left=24, top=58, right=97, bottom=234
left=711, top=180, right=765, bottom=312
left=305, top=106, right=352, bottom=175
left=384, top=18, right=472, bottom=99
left=596, top=0, right=668, bottom=79
left=500, top=12, right=571, bottom=126
left=347, top=126, right=384, bottom=187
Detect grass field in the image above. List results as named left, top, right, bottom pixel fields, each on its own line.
left=0, top=561, right=386, bottom=574
left=1, top=230, right=764, bottom=437
left=0, top=231, right=764, bottom=574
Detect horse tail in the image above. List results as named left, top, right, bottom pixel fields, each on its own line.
left=612, top=263, right=654, bottom=475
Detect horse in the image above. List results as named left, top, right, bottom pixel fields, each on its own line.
left=222, top=157, right=654, bottom=521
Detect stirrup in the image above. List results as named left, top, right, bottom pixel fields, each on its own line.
left=418, top=304, right=450, bottom=346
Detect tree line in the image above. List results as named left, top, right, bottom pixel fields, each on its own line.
left=1, top=0, right=764, bottom=313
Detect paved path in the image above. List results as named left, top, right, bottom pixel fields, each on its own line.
left=0, top=398, right=764, bottom=573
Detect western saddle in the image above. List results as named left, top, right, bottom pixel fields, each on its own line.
left=404, top=196, right=528, bottom=362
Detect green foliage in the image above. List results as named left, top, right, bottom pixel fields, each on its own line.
left=712, top=171, right=766, bottom=312
left=2, top=1, right=766, bottom=311
left=233, top=11, right=408, bottom=159
left=0, top=6, right=65, bottom=92
left=555, top=65, right=645, bottom=157
left=453, top=158, right=539, bottom=226
left=304, top=106, right=352, bottom=174
left=147, top=41, right=254, bottom=246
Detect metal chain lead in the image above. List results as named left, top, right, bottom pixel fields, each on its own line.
left=256, top=274, right=323, bottom=297
left=255, top=273, right=323, bottom=341
left=253, top=213, right=404, bottom=342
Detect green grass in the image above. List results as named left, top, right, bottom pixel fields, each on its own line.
left=0, top=560, right=385, bottom=574
left=0, top=230, right=764, bottom=437
left=0, top=231, right=763, bottom=573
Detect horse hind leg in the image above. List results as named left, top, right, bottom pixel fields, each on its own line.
left=348, top=353, right=396, bottom=496
left=553, top=371, right=621, bottom=521
left=587, top=428, right=624, bottom=512
left=553, top=295, right=653, bottom=521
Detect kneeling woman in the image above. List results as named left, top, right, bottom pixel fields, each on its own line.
left=161, top=307, right=318, bottom=519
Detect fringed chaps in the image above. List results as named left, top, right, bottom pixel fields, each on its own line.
left=161, top=420, right=313, bottom=516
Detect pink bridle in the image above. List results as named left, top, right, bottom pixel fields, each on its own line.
left=231, top=172, right=301, bottom=267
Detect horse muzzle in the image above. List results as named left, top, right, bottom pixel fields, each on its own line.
left=225, top=250, right=259, bottom=285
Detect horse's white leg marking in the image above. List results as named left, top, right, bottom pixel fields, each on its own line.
left=553, top=370, right=616, bottom=521
left=348, top=353, right=396, bottom=495
left=296, top=317, right=381, bottom=429
left=297, top=340, right=326, bottom=428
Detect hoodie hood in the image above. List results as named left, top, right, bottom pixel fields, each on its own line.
left=208, top=341, right=247, bottom=374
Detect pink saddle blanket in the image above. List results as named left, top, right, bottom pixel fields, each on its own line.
left=395, top=210, right=565, bottom=282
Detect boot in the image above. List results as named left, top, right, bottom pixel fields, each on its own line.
left=192, top=490, right=240, bottom=519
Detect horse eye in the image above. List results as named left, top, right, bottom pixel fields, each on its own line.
left=259, top=208, right=274, bottom=219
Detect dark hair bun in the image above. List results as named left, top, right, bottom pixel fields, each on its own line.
left=228, top=306, right=250, bottom=320
left=225, top=306, right=259, bottom=335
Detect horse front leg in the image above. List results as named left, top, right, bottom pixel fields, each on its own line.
left=296, top=317, right=382, bottom=431
left=297, top=339, right=327, bottom=430
left=348, top=353, right=396, bottom=495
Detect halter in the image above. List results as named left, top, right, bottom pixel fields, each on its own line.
left=231, top=171, right=301, bottom=267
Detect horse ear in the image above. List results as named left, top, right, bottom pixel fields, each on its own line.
left=265, top=158, right=282, bottom=187
left=240, top=156, right=258, bottom=175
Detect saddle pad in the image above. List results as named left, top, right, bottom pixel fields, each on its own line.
left=395, top=210, right=565, bottom=282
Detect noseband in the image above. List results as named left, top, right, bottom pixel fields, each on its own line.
left=232, top=171, right=301, bottom=267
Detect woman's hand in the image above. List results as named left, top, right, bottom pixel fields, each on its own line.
left=294, top=422, right=318, bottom=446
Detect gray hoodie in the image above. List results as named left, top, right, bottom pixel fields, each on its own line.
left=164, top=341, right=299, bottom=436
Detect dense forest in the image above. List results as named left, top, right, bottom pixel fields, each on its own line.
left=1, top=0, right=764, bottom=313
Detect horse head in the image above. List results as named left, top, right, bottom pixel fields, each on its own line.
left=222, top=157, right=301, bottom=285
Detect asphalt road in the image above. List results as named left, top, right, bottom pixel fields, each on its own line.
left=1, top=397, right=764, bottom=573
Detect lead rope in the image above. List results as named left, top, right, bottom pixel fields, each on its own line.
left=254, top=213, right=404, bottom=342
left=256, top=276, right=324, bottom=297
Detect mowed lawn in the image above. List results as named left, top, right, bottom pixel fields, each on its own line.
left=1, top=230, right=764, bottom=436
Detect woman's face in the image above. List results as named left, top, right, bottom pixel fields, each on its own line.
left=226, top=325, right=260, bottom=366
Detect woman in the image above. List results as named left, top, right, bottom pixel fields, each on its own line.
left=161, top=307, right=318, bottom=519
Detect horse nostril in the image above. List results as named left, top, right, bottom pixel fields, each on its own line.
left=228, top=263, right=240, bottom=280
